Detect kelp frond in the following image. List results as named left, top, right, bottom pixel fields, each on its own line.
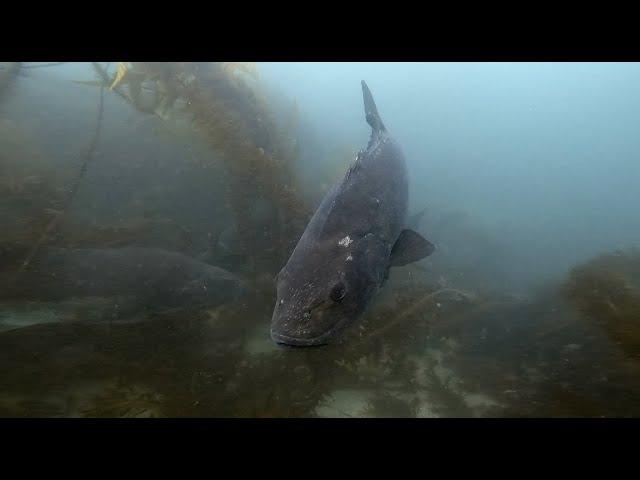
left=564, top=249, right=640, bottom=358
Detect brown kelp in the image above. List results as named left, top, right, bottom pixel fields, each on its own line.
left=179, top=62, right=310, bottom=272
left=564, top=248, right=640, bottom=359
left=87, top=62, right=310, bottom=273
left=2, top=62, right=310, bottom=281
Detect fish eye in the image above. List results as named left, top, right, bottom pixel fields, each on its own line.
left=329, top=282, right=346, bottom=302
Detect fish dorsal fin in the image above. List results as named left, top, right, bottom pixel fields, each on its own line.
left=361, top=80, right=386, bottom=133
left=408, top=207, right=428, bottom=230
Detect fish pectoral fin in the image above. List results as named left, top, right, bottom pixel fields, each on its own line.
left=389, top=229, right=435, bottom=267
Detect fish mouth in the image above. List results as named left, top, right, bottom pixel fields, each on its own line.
left=270, top=315, right=352, bottom=347
left=270, top=330, right=331, bottom=347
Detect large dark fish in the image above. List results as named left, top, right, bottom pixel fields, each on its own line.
left=1, top=246, right=247, bottom=312
left=270, top=81, right=435, bottom=346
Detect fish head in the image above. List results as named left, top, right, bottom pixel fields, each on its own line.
left=271, top=232, right=387, bottom=346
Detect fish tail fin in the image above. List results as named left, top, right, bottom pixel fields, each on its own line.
left=361, top=80, right=386, bottom=133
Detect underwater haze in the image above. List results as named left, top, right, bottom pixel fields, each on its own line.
left=261, top=62, right=640, bottom=288
left=1, top=62, right=640, bottom=417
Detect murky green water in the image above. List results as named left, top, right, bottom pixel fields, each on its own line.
left=2, top=62, right=640, bottom=417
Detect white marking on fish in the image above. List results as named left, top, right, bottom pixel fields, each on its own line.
left=338, top=236, right=353, bottom=247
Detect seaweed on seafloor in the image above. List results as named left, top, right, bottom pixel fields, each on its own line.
left=157, top=341, right=329, bottom=418
left=500, top=383, right=610, bottom=418
left=315, top=278, right=469, bottom=378
left=222, top=361, right=323, bottom=417
left=79, top=382, right=165, bottom=418
left=0, top=394, right=66, bottom=418
left=0, top=285, right=332, bottom=418
left=414, top=353, right=474, bottom=417
left=325, top=271, right=535, bottom=417
left=293, top=282, right=471, bottom=411
left=564, top=249, right=640, bottom=359
left=334, top=276, right=481, bottom=367
left=122, top=301, right=332, bottom=418
left=361, top=288, right=479, bottom=344
left=361, top=392, right=420, bottom=418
